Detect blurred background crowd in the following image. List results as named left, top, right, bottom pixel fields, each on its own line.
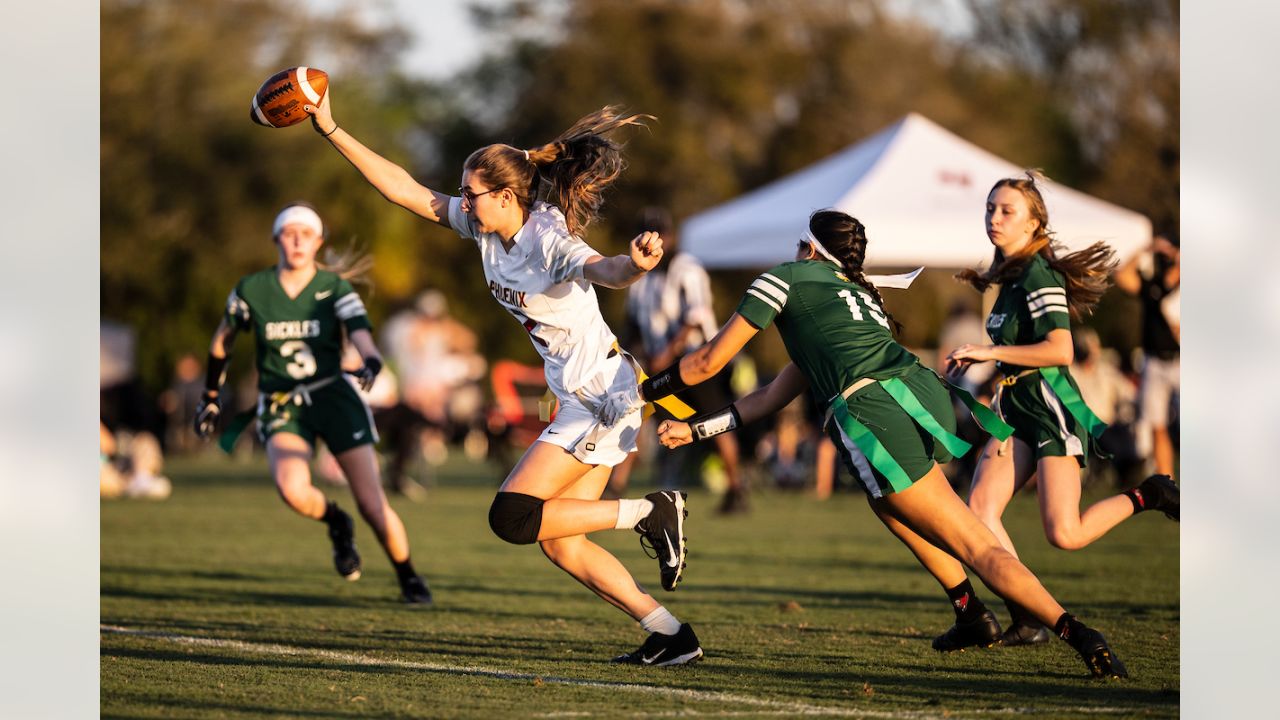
left=101, top=0, right=1179, bottom=507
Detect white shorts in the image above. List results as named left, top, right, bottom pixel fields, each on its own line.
left=536, top=352, right=642, bottom=467
left=1139, top=356, right=1180, bottom=427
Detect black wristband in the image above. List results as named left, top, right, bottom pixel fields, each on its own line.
left=320, top=124, right=339, bottom=138
left=205, top=353, right=229, bottom=393
left=640, top=360, right=690, bottom=401
left=690, top=405, right=741, bottom=441
left=364, top=356, right=382, bottom=375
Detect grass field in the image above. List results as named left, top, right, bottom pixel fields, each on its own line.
left=101, top=456, right=1179, bottom=719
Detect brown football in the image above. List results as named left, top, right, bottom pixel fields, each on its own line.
left=249, top=67, right=328, bottom=128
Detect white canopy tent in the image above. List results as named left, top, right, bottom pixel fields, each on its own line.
left=682, top=113, right=1151, bottom=270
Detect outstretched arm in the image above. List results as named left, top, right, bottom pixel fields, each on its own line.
left=305, top=91, right=452, bottom=226
left=670, top=314, right=759, bottom=390
left=657, top=363, right=809, bottom=448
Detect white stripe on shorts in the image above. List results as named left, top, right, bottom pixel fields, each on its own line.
left=835, top=425, right=881, bottom=498
left=1038, top=379, right=1084, bottom=456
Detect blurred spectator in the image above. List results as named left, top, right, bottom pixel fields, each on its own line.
left=376, top=291, right=487, bottom=495
left=1114, top=231, right=1180, bottom=476
left=1071, top=327, right=1143, bottom=488
left=161, top=353, right=205, bottom=454
left=611, top=208, right=748, bottom=513
left=100, top=321, right=171, bottom=499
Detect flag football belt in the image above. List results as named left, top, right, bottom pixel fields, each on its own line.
left=823, top=373, right=1015, bottom=491
left=537, top=343, right=697, bottom=423
left=994, top=367, right=1106, bottom=439
left=217, top=374, right=342, bottom=454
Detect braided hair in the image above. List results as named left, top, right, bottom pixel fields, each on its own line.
left=808, top=210, right=903, bottom=335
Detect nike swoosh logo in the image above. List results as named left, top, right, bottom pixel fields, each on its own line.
left=641, top=649, right=667, bottom=664
left=1038, top=439, right=1052, bottom=448
left=662, top=530, right=680, bottom=567
left=315, top=290, right=333, bottom=300
left=353, top=430, right=366, bottom=440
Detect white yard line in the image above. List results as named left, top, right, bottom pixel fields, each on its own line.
left=101, top=625, right=1143, bottom=719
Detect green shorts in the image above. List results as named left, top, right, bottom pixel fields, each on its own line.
left=256, top=379, right=378, bottom=455
left=996, top=369, right=1096, bottom=467
left=824, top=364, right=963, bottom=499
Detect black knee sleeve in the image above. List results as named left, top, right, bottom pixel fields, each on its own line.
left=488, top=492, right=545, bottom=545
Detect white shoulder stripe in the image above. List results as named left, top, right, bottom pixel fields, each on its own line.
left=1028, top=295, right=1070, bottom=312
left=335, top=293, right=361, bottom=308
left=1029, top=305, right=1069, bottom=320
left=335, top=297, right=367, bottom=320
left=745, top=287, right=782, bottom=314
left=1027, top=286, right=1066, bottom=301
left=759, top=272, right=789, bottom=292
left=749, top=277, right=788, bottom=305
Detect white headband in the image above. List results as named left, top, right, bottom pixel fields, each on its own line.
left=273, top=205, right=324, bottom=237
left=801, top=229, right=923, bottom=289
left=802, top=229, right=843, bottom=266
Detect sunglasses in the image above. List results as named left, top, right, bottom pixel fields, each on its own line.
left=458, top=186, right=505, bottom=203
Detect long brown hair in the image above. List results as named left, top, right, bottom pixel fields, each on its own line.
left=955, top=172, right=1116, bottom=321
left=808, top=209, right=903, bottom=335
left=464, top=106, right=653, bottom=237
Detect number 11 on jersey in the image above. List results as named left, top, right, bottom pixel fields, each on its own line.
left=838, top=289, right=890, bottom=330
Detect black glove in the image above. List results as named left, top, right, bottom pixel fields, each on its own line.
left=353, top=357, right=382, bottom=392
left=194, top=391, right=221, bottom=438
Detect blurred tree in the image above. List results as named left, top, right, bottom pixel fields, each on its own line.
left=102, top=0, right=453, bottom=391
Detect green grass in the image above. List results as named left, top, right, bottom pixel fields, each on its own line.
left=102, top=456, right=1179, bottom=718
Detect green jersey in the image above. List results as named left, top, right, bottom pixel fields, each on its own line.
left=736, top=260, right=917, bottom=407
left=985, top=254, right=1071, bottom=374
left=224, top=268, right=372, bottom=393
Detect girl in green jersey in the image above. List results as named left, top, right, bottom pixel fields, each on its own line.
left=612, top=209, right=1128, bottom=679
left=194, top=203, right=432, bottom=605
left=947, top=174, right=1178, bottom=646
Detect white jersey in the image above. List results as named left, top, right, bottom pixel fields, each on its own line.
left=448, top=197, right=617, bottom=400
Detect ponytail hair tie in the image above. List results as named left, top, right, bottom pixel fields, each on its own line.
left=523, top=149, right=530, bottom=162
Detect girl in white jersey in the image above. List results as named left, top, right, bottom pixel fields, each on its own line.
left=303, top=94, right=702, bottom=666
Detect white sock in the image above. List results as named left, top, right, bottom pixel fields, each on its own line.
left=639, top=606, right=682, bottom=636
left=614, top=498, right=654, bottom=530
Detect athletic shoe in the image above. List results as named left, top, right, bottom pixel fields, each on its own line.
left=932, top=609, right=1002, bottom=652
left=326, top=507, right=362, bottom=581
left=1070, top=626, right=1129, bottom=679
left=635, top=491, right=688, bottom=591
left=399, top=574, right=433, bottom=605
left=612, top=623, right=704, bottom=666
left=999, top=619, right=1054, bottom=646
left=1137, top=474, right=1179, bottom=521
left=716, top=487, right=750, bottom=515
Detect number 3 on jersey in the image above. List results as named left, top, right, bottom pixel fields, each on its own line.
left=280, top=340, right=318, bottom=379
left=838, top=289, right=890, bottom=330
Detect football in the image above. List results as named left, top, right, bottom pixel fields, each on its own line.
left=249, top=67, right=328, bottom=128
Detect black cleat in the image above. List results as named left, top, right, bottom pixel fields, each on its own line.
left=612, top=623, right=704, bottom=666
left=635, top=491, right=688, bottom=591
left=1137, top=474, right=1179, bottom=521
left=326, top=507, right=362, bottom=581
left=1071, top=626, right=1129, bottom=679
left=1000, top=619, right=1054, bottom=647
left=933, top=609, right=1002, bottom=652
left=716, top=487, right=750, bottom=515
left=399, top=574, right=433, bottom=605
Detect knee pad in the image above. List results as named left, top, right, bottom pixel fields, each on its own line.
left=488, top=492, right=544, bottom=545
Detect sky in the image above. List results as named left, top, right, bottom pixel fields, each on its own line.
left=307, top=0, right=487, bottom=79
